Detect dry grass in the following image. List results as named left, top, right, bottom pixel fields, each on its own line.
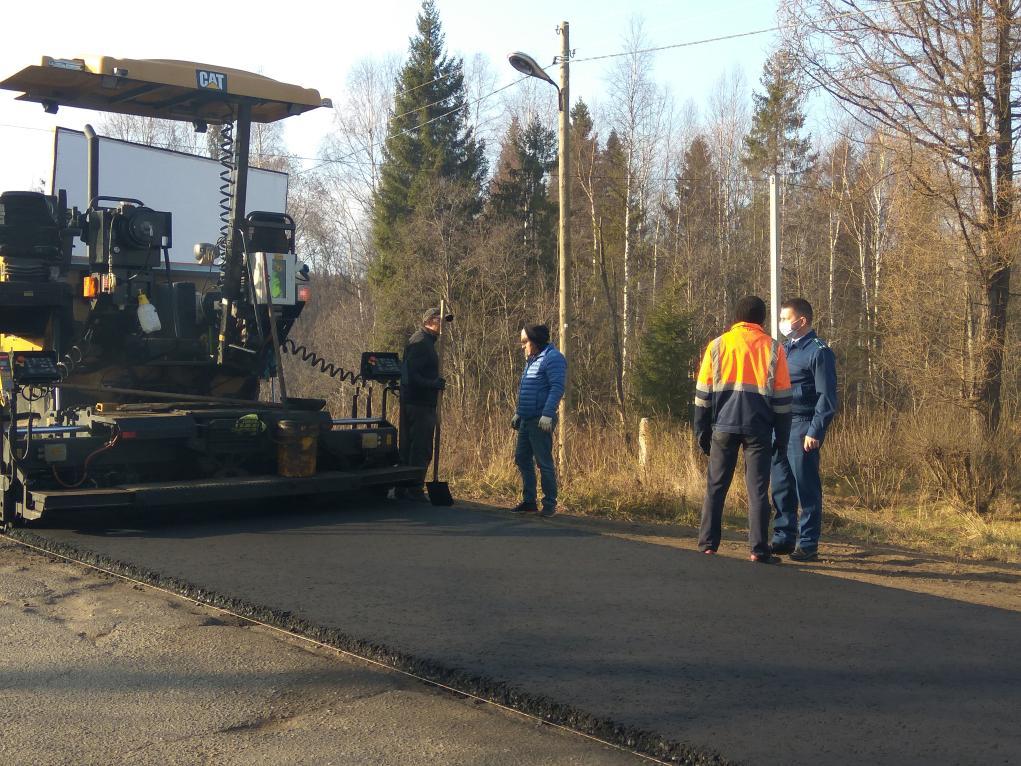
left=444, top=413, right=1021, bottom=563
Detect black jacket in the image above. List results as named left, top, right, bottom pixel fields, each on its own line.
left=400, top=329, right=441, bottom=406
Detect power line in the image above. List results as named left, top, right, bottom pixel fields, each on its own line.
left=570, top=0, right=925, bottom=65
left=394, top=70, right=457, bottom=99
left=0, top=0, right=931, bottom=181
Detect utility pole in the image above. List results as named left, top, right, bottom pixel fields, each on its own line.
left=506, top=29, right=571, bottom=472
left=769, top=174, right=780, bottom=340
left=557, top=21, right=571, bottom=473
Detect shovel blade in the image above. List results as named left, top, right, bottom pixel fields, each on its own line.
left=426, top=481, right=453, bottom=506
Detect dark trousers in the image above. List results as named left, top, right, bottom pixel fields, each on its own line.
left=770, top=418, right=823, bottom=552
left=698, top=430, right=772, bottom=556
left=514, top=417, right=557, bottom=509
left=399, top=402, right=437, bottom=487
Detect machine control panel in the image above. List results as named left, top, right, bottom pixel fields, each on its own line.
left=5, top=351, right=61, bottom=384
left=360, top=352, right=402, bottom=382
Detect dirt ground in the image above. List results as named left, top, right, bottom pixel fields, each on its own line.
left=0, top=539, right=645, bottom=766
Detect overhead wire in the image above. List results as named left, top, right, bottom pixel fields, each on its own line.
left=0, top=0, right=931, bottom=180
left=569, top=0, right=926, bottom=65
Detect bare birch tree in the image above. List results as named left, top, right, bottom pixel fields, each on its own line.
left=99, top=114, right=197, bottom=151
left=785, top=0, right=1021, bottom=430
left=606, top=18, right=670, bottom=396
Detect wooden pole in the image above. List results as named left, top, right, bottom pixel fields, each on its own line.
left=638, top=417, right=650, bottom=475
left=769, top=174, right=781, bottom=340
left=557, top=21, right=572, bottom=474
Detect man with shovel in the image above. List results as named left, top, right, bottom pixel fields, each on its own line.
left=511, top=323, right=567, bottom=517
left=399, top=307, right=447, bottom=502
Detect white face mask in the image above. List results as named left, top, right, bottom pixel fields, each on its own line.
left=778, top=320, right=794, bottom=337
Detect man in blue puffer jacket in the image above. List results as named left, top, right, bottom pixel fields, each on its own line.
left=511, top=323, right=568, bottom=517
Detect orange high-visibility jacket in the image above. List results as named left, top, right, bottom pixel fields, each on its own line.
left=693, top=322, right=792, bottom=441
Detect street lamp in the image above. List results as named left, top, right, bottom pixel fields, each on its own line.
left=507, top=51, right=561, bottom=109
left=507, top=22, right=571, bottom=473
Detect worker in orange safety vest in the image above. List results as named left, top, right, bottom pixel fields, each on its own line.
left=693, top=295, right=792, bottom=563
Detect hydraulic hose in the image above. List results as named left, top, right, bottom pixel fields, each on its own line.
left=279, top=340, right=363, bottom=385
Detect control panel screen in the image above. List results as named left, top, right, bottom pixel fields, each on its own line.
left=8, top=351, right=60, bottom=384
left=360, top=352, right=402, bottom=382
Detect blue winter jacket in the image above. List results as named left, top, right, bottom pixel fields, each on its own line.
left=515, top=344, right=567, bottom=419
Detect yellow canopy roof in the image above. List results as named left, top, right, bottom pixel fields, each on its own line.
left=0, top=56, right=328, bottom=123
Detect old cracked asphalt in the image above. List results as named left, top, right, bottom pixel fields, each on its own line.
left=15, top=498, right=1021, bottom=765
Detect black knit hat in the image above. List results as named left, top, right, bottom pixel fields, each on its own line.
left=523, top=323, right=550, bottom=347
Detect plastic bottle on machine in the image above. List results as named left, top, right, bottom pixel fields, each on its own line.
left=136, top=293, right=162, bottom=334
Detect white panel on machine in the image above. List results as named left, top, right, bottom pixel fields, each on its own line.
left=250, top=251, right=297, bottom=306
left=51, top=127, right=288, bottom=263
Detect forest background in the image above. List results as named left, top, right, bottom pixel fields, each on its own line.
left=99, top=0, right=1021, bottom=560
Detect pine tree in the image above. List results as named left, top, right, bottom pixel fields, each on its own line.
left=370, top=0, right=486, bottom=284
left=632, top=288, right=697, bottom=419
left=672, top=135, right=723, bottom=256
left=743, top=50, right=814, bottom=179
left=742, top=49, right=815, bottom=307
left=488, top=115, right=557, bottom=273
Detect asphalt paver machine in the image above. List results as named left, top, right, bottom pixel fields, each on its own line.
left=0, top=56, right=419, bottom=524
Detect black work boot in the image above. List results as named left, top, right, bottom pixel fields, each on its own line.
left=789, top=548, right=819, bottom=562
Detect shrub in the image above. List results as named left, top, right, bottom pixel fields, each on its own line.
left=907, top=414, right=1019, bottom=516
left=826, top=416, right=908, bottom=511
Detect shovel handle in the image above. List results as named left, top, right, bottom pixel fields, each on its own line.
left=431, top=299, right=447, bottom=483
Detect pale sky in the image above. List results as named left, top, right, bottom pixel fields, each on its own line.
left=0, top=0, right=780, bottom=192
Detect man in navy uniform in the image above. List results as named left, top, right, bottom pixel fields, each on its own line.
left=770, top=298, right=838, bottom=562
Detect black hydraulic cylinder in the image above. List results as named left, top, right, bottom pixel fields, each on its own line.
left=83, top=124, right=100, bottom=264
left=222, top=103, right=251, bottom=302
left=216, top=104, right=252, bottom=366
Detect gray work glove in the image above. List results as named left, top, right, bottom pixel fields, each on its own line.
left=538, top=415, right=554, bottom=433
left=511, top=414, right=521, bottom=430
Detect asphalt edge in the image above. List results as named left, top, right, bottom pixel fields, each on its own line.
left=5, top=528, right=733, bottom=766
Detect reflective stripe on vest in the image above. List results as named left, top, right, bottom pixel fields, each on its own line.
left=710, top=337, right=723, bottom=421
left=765, top=339, right=780, bottom=398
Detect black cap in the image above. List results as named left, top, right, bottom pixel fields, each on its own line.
left=423, top=307, right=454, bottom=323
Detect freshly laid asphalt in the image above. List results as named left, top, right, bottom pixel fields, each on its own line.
left=21, top=501, right=1021, bottom=766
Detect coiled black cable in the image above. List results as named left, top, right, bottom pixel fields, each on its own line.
left=280, top=339, right=363, bottom=384
left=55, top=332, right=94, bottom=381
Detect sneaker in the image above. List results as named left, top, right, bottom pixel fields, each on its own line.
left=789, top=548, right=819, bottom=562
left=406, top=489, right=430, bottom=503
left=539, top=505, right=557, bottom=518
left=702, top=548, right=717, bottom=555
left=511, top=502, right=538, bottom=514
left=770, top=542, right=796, bottom=556
left=749, top=553, right=782, bottom=564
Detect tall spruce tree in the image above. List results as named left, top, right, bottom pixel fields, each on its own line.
left=370, top=0, right=486, bottom=294
left=488, top=115, right=557, bottom=273
left=743, top=49, right=813, bottom=179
